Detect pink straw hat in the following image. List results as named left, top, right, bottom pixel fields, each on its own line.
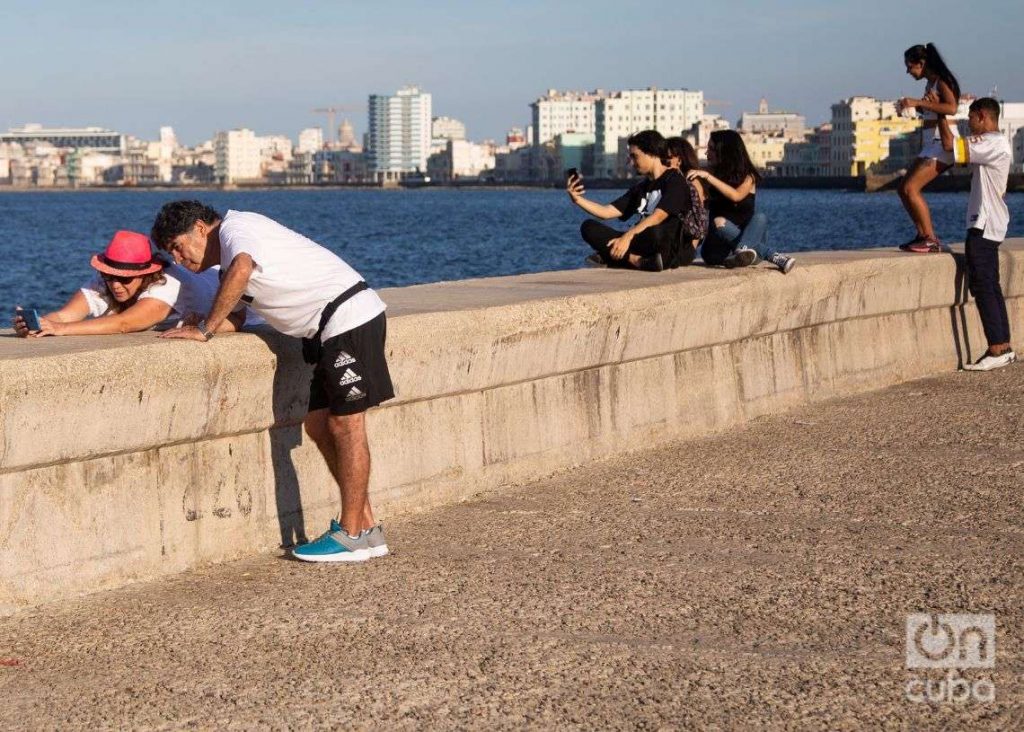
left=90, top=231, right=164, bottom=277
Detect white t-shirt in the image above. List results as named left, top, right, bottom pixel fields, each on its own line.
left=80, top=264, right=254, bottom=327
left=953, top=132, right=1012, bottom=241
left=81, top=268, right=183, bottom=324
left=218, top=210, right=385, bottom=339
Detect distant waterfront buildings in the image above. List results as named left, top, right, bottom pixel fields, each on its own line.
left=530, top=89, right=608, bottom=147
left=297, top=127, right=324, bottom=154
left=367, top=85, right=432, bottom=181
left=594, top=88, right=704, bottom=177
left=0, top=124, right=126, bottom=155
left=427, top=139, right=496, bottom=181
left=774, top=124, right=832, bottom=177
left=5, top=86, right=1024, bottom=188
left=739, top=98, right=806, bottom=139
left=432, top=116, right=466, bottom=142
left=998, top=102, right=1024, bottom=173
left=337, top=119, right=358, bottom=149
left=828, top=96, right=921, bottom=176
left=214, top=128, right=262, bottom=184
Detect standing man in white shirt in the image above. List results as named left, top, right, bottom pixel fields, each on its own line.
left=938, top=97, right=1016, bottom=371
left=152, top=201, right=395, bottom=562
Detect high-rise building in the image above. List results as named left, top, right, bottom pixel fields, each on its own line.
left=214, top=128, right=262, bottom=183
left=367, top=85, right=432, bottom=180
left=297, top=127, right=324, bottom=154
left=594, top=88, right=704, bottom=176
left=530, top=89, right=606, bottom=147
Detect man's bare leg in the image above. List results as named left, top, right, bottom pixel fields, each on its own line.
left=303, top=409, right=376, bottom=533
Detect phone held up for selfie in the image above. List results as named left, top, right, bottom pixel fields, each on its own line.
left=565, top=167, right=579, bottom=182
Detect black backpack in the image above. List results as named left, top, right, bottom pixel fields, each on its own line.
left=678, top=174, right=709, bottom=242
left=661, top=170, right=706, bottom=268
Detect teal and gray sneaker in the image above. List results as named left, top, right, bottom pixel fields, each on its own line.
left=363, top=524, right=389, bottom=558
left=292, top=519, right=370, bottom=563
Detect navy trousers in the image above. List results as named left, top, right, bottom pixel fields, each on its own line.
left=965, top=228, right=1011, bottom=347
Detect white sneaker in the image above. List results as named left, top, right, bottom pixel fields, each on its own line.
left=963, top=351, right=1016, bottom=371
left=724, top=246, right=758, bottom=268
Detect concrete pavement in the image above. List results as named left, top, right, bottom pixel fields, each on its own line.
left=1, top=365, right=1022, bottom=729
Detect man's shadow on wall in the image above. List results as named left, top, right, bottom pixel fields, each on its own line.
left=947, top=249, right=974, bottom=369
left=252, top=328, right=310, bottom=550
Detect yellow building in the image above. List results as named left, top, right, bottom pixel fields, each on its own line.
left=829, top=97, right=921, bottom=176
left=739, top=132, right=789, bottom=172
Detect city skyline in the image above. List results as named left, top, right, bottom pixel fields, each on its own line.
left=4, top=0, right=1023, bottom=146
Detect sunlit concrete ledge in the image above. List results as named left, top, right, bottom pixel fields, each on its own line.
left=2, top=241, right=1022, bottom=613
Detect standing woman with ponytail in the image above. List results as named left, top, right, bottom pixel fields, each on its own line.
left=896, top=42, right=962, bottom=253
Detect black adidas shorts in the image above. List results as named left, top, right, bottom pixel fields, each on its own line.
left=309, top=312, right=395, bottom=416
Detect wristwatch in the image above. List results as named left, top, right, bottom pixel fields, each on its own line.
left=197, top=320, right=215, bottom=341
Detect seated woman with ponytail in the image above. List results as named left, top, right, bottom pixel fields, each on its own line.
left=687, top=130, right=796, bottom=273
left=12, top=230, right=247, bottom=337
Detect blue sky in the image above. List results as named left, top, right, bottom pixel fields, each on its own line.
left=3, top=0, right=1022, bottom=145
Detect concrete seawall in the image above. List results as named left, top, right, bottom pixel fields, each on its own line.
left=2, top=242, right=1022, bottom=613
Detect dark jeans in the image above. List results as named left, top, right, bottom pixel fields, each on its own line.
left=580, top=219, right=695, bottom=268
left=965, top=228, right=1011, bottom=347
left=701, top=212, right=774, bottom=266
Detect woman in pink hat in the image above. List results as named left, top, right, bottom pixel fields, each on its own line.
left=13, top=230, right=231, bottom=337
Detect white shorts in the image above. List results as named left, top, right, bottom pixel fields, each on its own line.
left=917, top=123, right=959, bottom=165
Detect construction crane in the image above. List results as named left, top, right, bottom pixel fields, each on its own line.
left=312, top=105, right=360, bottom=144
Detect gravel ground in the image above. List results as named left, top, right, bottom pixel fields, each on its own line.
left=2, top=365, right=1022, bottom=730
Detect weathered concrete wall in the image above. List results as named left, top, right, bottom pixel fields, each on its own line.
left=2, top=242, right=1022, bottom=613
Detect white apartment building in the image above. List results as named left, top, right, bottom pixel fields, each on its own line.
left=367, top=85, right=432, bottom=180
left=594, top=88, right=704, bottom=176
left=431, top=116, right=467, bottom=154
left=530, top=89, right=606, bottom=146
left=214, top=128, right=262, bottom=183
left=427, top=139, right=496, bottom=181
left=0, top=143, right=13, bottom=182
left=449, top=139, right=495, bottom=178
left=297, top=127, right=324, bottom=154
left=432, top=116, right=466, bottom=141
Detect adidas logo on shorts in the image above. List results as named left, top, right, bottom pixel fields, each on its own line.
left=338, top=368, right=361, bottom=386
left=334, top=350, right=356, bottom=368
left=345, top=386, right=366, bottom=402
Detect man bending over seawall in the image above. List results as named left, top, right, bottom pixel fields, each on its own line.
left=152, top=201, right=394, bottom=561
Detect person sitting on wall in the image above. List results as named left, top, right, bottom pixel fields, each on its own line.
left=665, top=136, right=709, bottom=253
left=687, top=129, right=796, bottom=274
left=567, top=129, right=697, bottom=271
left=11, top=230, right=246, bottom=338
